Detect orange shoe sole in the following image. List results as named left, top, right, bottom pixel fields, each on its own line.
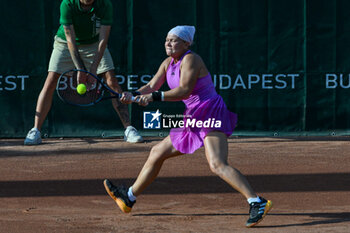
left=103, top=180, right=132, bottom=213
left=246, top=200, right=273, bottom=228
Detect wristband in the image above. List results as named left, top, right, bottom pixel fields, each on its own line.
left=152, top=91, right=162, bottom=101
left=131, top=91, right=141, bottom=96
left=161, top=91, right=164, bottom=101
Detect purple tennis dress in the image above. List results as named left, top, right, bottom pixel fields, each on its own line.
left=167, top=50, right=238, bottom=154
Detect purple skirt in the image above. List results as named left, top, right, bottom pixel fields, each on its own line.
left=169, top=94, right=237, bottom=154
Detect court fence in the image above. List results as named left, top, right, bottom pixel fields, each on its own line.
left=1, top=0, right=350, bottom=138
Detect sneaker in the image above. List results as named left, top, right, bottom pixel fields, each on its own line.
left=24, top=128, right=42, bottom=145
left=124, top=126, right=143, bottom=143
left=246, top=197, right=273, bottom=228
left=103, top=179, right=135, bottom=213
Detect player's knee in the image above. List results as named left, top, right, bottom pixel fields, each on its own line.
left=43, top=73, right=60, bottom=91
left=149, top=145, right=166, bottom=163
left=105, top=77, right=114, bottom=86
left=43, top=78, right=59, bottom=93
left=208, top=160, right=226, bottom=175
left=105, top=76, right=122, bottom=91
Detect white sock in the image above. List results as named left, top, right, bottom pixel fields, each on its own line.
left=247, top=196, right=261, bottom=204
left=32, top=127, right=40, bottom=132
left=127, top=186, right=137, bottom=202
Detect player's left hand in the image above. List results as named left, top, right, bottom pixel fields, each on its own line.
left=87, top=67, right=98, bottom=91
left=86, top=74, right=97, bottom=91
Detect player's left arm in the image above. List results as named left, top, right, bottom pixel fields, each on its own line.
left=90, top=0, right=113, bottom=74
left=90, top=25, right=111, bottom=75
left=163, top=54, right=200, bottom=101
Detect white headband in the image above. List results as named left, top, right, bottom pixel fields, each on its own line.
left=168, top=25, right=196, bottom=45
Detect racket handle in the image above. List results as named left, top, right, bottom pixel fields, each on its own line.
left=118, top=93, right=137, bottom=102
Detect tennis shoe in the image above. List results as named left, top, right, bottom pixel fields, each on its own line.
left=124, top=126, right=143, bottom=143
left=24, top=128, right=42, bottom=145
left=103, top=179, right=135, bottom=213
left=246, top=197, right=273, bottom=228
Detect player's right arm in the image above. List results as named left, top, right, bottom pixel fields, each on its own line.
left=120, top=57, right=170, bottom=104
left=64, top=25, right=86, bottom=70
left=64, top=25, right=87, bottom=85
left=138, top=57, right=171, bottom=94
left=59, top=1, right=87, bottom=85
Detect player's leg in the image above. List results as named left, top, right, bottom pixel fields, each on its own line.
left=25, top=36, right=72, bottom=145
left=104, top=136, right=182, bottom=212
left=204, top=131, right=272, bottom=227
left=103, top=70, right=129, bottom=127
left=103, top=70, right=143, bottom=143
left=34, top=72, right=61, bottom=130
left=131, top=136, right=182, bottom=195
left=204, top=131, right=256, bottom=198
left=24, top=72, right=60, bottom=145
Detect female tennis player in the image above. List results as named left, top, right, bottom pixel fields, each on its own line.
left=104, top=25, right=272, bottom=227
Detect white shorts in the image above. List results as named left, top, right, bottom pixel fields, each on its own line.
left=48, top=36, right=115, bottom=75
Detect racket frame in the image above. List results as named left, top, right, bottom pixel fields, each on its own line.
left=56, top=69, right=124, bottom=107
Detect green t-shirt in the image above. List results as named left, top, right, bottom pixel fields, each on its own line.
left=56, top=0, right=113, bottom=45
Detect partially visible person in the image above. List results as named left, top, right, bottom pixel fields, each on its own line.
left=104, top=25, right=272, bottom=227
left=24, top=0, right=143, bottom=145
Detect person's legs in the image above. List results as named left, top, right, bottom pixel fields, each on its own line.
left=103, top=70, right=143, bottom=143
left=131, top=136, right=183, bottom=195
left=34, top=72, right=61, bottom=130
left=203, top=131, right=256, bottom=199
left=104, top=136, right=182, bottom=212
left=103, top=70, right=130, bottom=128
left=24, top=72, right=60, bottom=145
left=204, top=131, right=272, bottom=227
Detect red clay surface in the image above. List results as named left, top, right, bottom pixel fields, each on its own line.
left=1, top=136, right=350, bottom=233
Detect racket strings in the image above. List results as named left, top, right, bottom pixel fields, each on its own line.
left=57, top=71, right=103, bottom=106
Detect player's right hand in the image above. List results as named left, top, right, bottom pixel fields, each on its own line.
left=135, top=94, right=151, bottom=106
left=120, top=92, right=133, bottom=104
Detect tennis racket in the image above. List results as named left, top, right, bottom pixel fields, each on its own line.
left=56, top=69, right=135, bottom=106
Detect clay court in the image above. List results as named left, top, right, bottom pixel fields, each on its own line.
left=0, top=136, right=350, bottom=233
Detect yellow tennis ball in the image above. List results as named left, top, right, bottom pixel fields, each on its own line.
left=77, top=84, right=87, bottom=95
